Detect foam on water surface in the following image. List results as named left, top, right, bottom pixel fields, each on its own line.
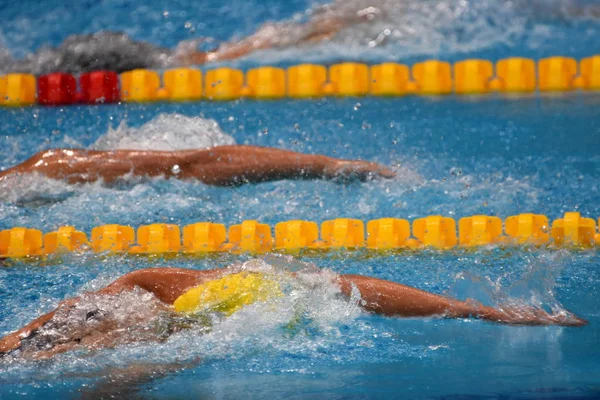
left=91, top=113, right=236, bottom=151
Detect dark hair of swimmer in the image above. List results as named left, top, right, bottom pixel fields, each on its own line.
left=0, top=263, right=586, bottom=359
left=0, top=145, right=396, bottom=185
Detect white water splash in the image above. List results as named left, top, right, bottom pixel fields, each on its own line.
left=91, top=113, right=236, bottom=151
left=446, top=251, right=583, bottom=325
left=328, top=0, right=523, bottom=51
left=0, top=173, right=79, bottom=205
left=244, top=0, right=570, bottom=64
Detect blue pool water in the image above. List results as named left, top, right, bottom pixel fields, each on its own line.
left=1, top=0, right=600, bottom=398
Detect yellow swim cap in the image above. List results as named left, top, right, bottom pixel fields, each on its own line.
left=173, top=272, right=282, bottom=316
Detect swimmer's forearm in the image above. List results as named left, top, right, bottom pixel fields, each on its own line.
left=339, top=274, right=494, bottom=320
left=338, top=274, right=477, bottom=319
left=23, top=298, right=80, bottom=334
left=185, top=145, right=394, bottom=184
left=338, top=275, right=587, bottom=326
left=203, top=13, right=348, bottom=63
left=79, top=359, right=203, bottom=398
left=185, top=145, right=338, bottom=184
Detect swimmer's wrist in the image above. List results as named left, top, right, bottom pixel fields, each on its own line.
left=472, top=305, right=506, bottom=323
left=449, top=299, right=501, bottom=321
left=322, top=158, right=340, bottom=178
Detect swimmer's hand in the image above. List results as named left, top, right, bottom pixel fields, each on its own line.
left=327, top=160, right=396, bottom=181
left=173, top=37, right=217, bottom=65
left=176, top=50, right=209, bottom=66
left=477, top=303, right=587, bottom=327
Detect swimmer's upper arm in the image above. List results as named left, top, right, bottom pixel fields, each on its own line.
left=97, top=267, right=228, bottom=304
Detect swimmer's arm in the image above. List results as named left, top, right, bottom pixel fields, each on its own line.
left=201, top=16, right=346, bottom=63
left=179, top=4, right=364, bottom=65
left=182, top=145, right=394, bottom=185
left=97, top=267, right=236, bottom=303
left=0, top=149, right=187, bottom=184
left=338, top=274, right=587, bottom=326
left=0, top=146, right=394, bottom=185
left=77, top=358, right=202, bottom=398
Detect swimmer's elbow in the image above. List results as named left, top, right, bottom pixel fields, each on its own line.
left=98, top=270, right=149, bottom=295
left=104, top=268, right=166, bottom=293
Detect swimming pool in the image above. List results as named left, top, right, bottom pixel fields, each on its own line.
left=1, top=0, right=600, bottom=398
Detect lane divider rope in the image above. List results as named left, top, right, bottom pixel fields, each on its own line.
left=1, top=56, right=599, bottom=106
left=1, top=212, right=599, bottom=258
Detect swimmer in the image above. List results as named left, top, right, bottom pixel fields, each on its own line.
left=2, top=6, right=367, bottom=74
left=7, top=0, right=600, bottom=74
left=0, top=145, right=395, bottom=185
left=0, top=259, right=587, bottom=359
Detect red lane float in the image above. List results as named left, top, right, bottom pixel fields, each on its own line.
left=37, top=73, right=77, bottom=105
left=79, top=70, right=120, bottom=104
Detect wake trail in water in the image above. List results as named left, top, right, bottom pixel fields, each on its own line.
left=446, top=251, right=583, bottom=326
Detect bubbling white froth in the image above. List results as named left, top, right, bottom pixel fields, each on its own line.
left=246, top=0, right=581, bottom=64
left=0, top=173, right=79, bottom=205
left=328, top=0, right=522, bottom=51
left=91, top=113, right=236, bottom=151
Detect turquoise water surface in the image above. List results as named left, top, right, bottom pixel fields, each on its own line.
left=1, top=0, right=600, bottom=398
